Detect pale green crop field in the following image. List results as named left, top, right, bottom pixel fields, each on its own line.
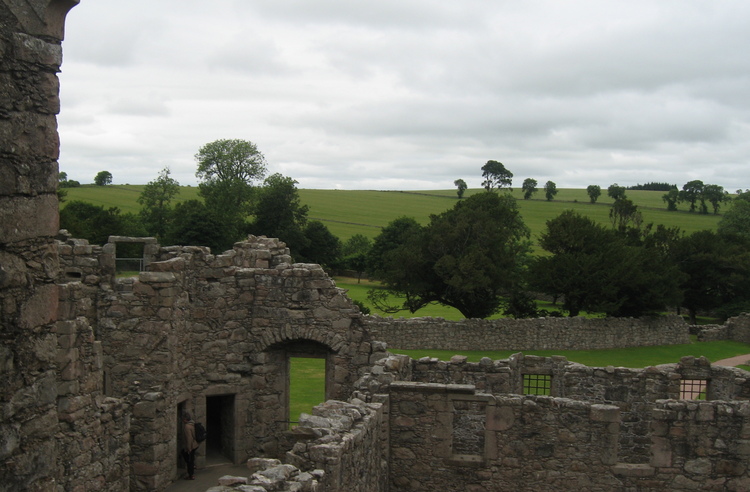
left=61, top=185, right=723, bottom=250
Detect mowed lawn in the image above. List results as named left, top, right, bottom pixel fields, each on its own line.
left=61, top=185, right=723, bottom=252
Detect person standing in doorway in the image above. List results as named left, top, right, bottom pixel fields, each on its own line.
left=181, top=411, right=199, bottom=480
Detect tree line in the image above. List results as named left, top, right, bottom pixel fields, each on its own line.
left=59, top=151, right=749, bottom=322
left=455, top=166, right=733, bottom=216
left=60, top=139, right=344, bottom=269
left=370, top=160, right=749, bottom=322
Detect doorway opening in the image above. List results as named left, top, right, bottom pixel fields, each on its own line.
left=289, top=356, right=326, bottom=425
left=206, top=394, right=235, bottom=463
left=176, top=401, right=187, bottom=470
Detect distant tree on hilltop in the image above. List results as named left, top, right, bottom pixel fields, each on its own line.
left=586, top=185, right=601, bottom=203
left=522, top=178, right=538, bottom=199
left=481, top=160, right=513, bottom=192
left=94, top=170, right=112, bottom=186
left=454, top=179, right=467, bottom=199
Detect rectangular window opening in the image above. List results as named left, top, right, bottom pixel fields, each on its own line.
left=680, top=379, right=708, bottom=400
left=523, top=374, right=551, bottom=395
left=289, top=357, right=326, bottom=426
left=115, top=242, right=146, bottom=277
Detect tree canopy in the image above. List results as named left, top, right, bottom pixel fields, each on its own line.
left=544, top=180, right=558, bottom=201
left=368, top=193, right=530, bottom=318
left=529, top=211, right=681, bottom=317
left=94, top=170, right=112, bottom=186
left=481, top=160, right=513, bottom=192
left=454, top=179, right=467, bottom=199
left=195, top=138, right=268, bottom=245
left=137, top=167, right=180, bottom=240
left=586, top=185, right=601, bottom=203
left=522, top=178, right=538, bottom=199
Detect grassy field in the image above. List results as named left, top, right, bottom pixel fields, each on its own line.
left=289, top=357, right=326, bottom=423
left=61, top=185, right=723, bottom=250
left=391, top=339, right=750, bottom=368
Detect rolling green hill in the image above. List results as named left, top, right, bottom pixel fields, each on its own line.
left=61, top=185, right=723, bottom=249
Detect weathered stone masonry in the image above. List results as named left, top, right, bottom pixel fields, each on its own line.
left=364, top=314, right=691, bottom=351
left=5, top=3, right=750, bottom=491
left=1, top=2, right=129, bottom=491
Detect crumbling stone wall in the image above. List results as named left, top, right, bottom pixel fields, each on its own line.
left=388, top=382, right=623, bottom=491
left=1, top=1, right=129, bottom=491
left=697, top=313, right=750, bottom=344
left=73, top=236, right=383, bottom=489
left=365, top=314, right=690, bottom=351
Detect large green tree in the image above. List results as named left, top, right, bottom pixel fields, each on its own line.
left=586, top=184, right=601, bottom=204
left=454, top=179, right=468, bottom=199
left=249, top=173, right=310, bottom=257
left=529, top=211, right=681, bottom=317
left=522, top=178, right=538, bottom=199
left=94, top=170, right=112, bottom=186
left=607, top=183, right=626, bottom=201
left=137, top=167, right=180, bottom=240
left=673, top=230, right=750, bottom=323
left=165, top=200, right=234, bottom=252
left=60, top=201, right=146, bottom=245
left=367, top=217, right=422, bottom=280
left=342, top=234, right=372, bottom=283
left=481, top=160, right=513, bottom=192
left=370, top=193, right=531, bottom=318
left=679, top=180, right=705, bottom=213
left=702, top=184, right=728, bottom=214
left=196, top=138, right=267, bottom=241
left=718, top=193, right=750, bottom=241
left=544, top=180, right=558, bottom=201
left=297, top=221, right=342, bottom=269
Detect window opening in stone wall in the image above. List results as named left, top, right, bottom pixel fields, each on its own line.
left=680, top=379, right=708, bottom=400
left=206, top=394, right=235, bottom=463
left=114, top=242, right=145, bottom=277
left=289, top=357, right=326, bottom=427
left=452, top=399, right=487, bottom=458
left=523, top=374, right=551, bottom=395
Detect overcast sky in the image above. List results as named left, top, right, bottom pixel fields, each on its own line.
left=58, top=1, right=750, bottom=191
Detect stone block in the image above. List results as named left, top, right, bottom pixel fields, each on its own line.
left=590, top=404, right=620, bottom=422
left=19, top=283, right=58, bottom=329
left=487, top=405, right=514, bottom=431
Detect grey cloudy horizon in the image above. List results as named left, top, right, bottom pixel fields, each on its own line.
left=58, top=1, right=750, bottom=192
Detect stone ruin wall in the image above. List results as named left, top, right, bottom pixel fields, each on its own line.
left=56, top=234, right=386, bottom=490
left=697, top=313, right=750, bottom=344
left=364, top=314, right=691, bottom=351
left=5, top=3, right=750, bottom=491
left=41, top=233, right=750, bottom=492
left=1, top=1, right=129, bottom=491
left=343, top=352, right=750, bottom=491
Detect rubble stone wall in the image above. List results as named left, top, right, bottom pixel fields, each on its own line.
left=1, top=1, right=129, bottom=491
left=364, top=314, right=690, bottom=351
left=697, top=313, right=750, bottom=344
left=81, top=236, right=382, bottom=489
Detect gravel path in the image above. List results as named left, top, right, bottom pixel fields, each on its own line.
left=712, top=354, right=750, bottom=367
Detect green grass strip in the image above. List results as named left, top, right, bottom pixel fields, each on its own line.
left=391, top=340, right=750, bottom=368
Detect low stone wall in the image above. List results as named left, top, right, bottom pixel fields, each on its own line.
left=388, top=383, right=623, bottom=491
left=204, top=399, right=389, bottom=492
left=697, top=313, right=750, bottom=344
left=365, top=314, right=690, bottom=351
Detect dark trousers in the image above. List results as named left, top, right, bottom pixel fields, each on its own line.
left=182, top=449, right=196, bottom=477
